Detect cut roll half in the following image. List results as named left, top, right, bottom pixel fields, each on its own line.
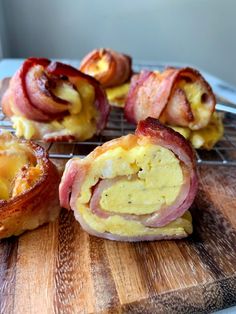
left=59, top=118, right=198, bottom=242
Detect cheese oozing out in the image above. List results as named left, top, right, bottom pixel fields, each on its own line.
left=11, top=78, right=98, bottom=141
left=106, top=83, right=130, bottom=107
left=0, top=136, right=42, bottom=200
left=171, top=112, right=223, bottom=149
left=177, top=80, right=212, bottom=129
left=86, top=57, right=109, bottom=76
left=75, top=136, right=192, bottom=237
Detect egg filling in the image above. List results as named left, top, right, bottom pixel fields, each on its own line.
left=0, top=137, right=42, bottom=200
left=75, top=137, right=192, bottom=237
left=11, top=78, right=98, bottom=141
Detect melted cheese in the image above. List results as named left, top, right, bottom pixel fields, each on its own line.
left=106, top=83, right=130, bottom=107
left=0, top=134, right=41, bottom=200
left=12, top=164, right=41, bottom=197
left=177, top=80, right=212, bottom=130
left=87, top=58, right=109, bottom=76
left=12, top=116, right=36, bottom=140
left=11, top=78, right=98, bottom=141
left=53, top=82, right=82, bottom=114
left=171, top=113, right=224, bottom=149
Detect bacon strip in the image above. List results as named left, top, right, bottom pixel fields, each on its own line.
left=59, top=118, right=198, bottom=242
left=2, top=58, right=110, bottom=135
left=125, top=67, right=216, bottom=130
left=79, top=48, right=132, bottom=88
left=0, top=132, right=60, bottom=239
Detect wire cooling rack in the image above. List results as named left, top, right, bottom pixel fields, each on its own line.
left=1, top=60, right=236, bottom=166
left=1, top=106, right=236, bottom=166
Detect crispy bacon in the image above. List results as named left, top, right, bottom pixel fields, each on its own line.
left=0, top=132, right=60, bottom=239
left=2, top=58, right=110, bottom=133
left=59, top=118, right=198, bottom=242
left=79, top=48, right=132, bottom=88
left=125, top=67, right=216, bottom=130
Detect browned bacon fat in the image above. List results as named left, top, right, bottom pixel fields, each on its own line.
left=59, top=118, right=198, bottom=242
left=2, top=58, right=110, bottom=141
left=79, top=48, right=132, bottom=88
left=0, top=132, right=60, bottom=239
left=125, top=67, right=216, bottom=130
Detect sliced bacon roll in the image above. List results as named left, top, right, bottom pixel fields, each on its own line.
left=2, top=58, right=110, bottom=141
left=125, top=67, right=216, bottom=130
left=59, top=118, right=198, bottom=242
left=0, top=132, right=60, bottom=239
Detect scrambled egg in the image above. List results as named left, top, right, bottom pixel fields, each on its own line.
left=0, top=136, right=41, bottom=200
left=171, top=112, right=224, bottom=149
left=106, top=83, right=130, bottom=107
left=11, top=78, right=98, bottom=141
left=75, top=137, right=192, bottom=237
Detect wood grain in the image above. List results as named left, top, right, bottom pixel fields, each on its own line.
left=0, top=166, right=236, bottom=314
left=1, top=79, right=236, bottom=313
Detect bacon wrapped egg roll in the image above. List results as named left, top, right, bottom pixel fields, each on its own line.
left=59, top=118, right=198, bottom=242
left=80, top=48, right=132, bottom=107
left=0, top=132, right=60, bottom=239
left=125, top=67, right=216, bottom=130
left=2, top=58, right=110, bottom=141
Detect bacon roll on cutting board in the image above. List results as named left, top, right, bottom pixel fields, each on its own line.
left=0, top=132, right=60, bottom=238
left=59, top=118, right=198, bottom=242
left=2, top=58, right=110, bottom=141
left=125, top=67, right=223, bottom=149
left=80, top=48, right=132, bottom=107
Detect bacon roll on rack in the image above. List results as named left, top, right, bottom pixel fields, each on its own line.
left=0, top=132, right=60, bottom=239
left=2, top=58, right=110, bottom=141
left=59, top=118, right=198, bottom=242
left=80, top=48, right=132, bottom=107
left=125, top=67, right=216, bottom=130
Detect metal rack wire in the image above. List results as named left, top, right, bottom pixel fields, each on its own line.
left=0, top=61, right=236, bottom=166
left=1, top=106, right=236, bottom=166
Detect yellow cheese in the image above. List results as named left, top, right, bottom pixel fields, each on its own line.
left=53, top=82, right=82, bottom=115
left=12, top=116, right=36, bottom=140
left=11, top=78, right=98, bottom=141
left=0, top=135, right=42, bottom=200
left=87, top=58, right=109, bottom=76
left=0, top=178, right=10, bottom=200
left=171, top=112, right=224, bottom=149
left=12, top=164, right=42, bottom=197
left=177, top=80, right=212, bottom=130
left=106, top=83, right=130, bottom=107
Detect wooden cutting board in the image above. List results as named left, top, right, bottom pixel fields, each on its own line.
left=0, top=166, right=236, bottom=314
left=1, top=79, right=236, bottom=313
